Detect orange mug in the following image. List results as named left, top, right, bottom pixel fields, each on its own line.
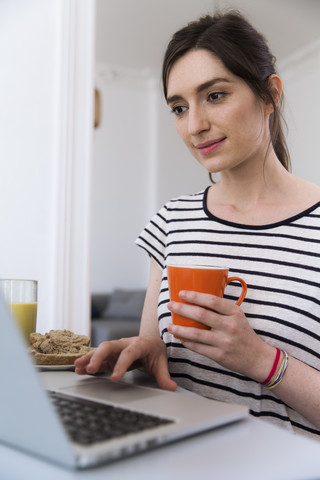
left=167, top=265, right=247, bottom=332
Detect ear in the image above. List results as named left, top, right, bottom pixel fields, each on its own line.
left=264, top=74, right=283, bottom=115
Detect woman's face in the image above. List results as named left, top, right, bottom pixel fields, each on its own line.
left=166, top=49, right=272, bottom=176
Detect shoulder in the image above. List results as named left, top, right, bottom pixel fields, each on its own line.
left=300, top=177, right=320, bottom=189
left=291, top=176, right=320, bottom=209
left=163, top=188, right=208, bottom=210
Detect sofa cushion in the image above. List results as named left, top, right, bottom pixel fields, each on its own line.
left=91, top=294, right=110, bottom=317
left=91, top=318, right=140, bottom=346
left=101, top=289, right=145, bottom=319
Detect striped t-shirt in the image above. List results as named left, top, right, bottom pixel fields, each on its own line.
left=135, top=187, right=320, bottom=440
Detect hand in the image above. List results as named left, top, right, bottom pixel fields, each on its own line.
left=74, top=336, right=177, bottom=391
left=167, top=290, right=274, bottom=382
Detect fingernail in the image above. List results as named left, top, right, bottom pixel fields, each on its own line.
left=87, top=362, right=96, bottom=373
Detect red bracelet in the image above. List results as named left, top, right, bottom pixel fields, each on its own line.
left=260, top=348, right=280, bottom=385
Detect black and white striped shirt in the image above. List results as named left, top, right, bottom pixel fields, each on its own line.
left=135, top=187, right=320, bottom=439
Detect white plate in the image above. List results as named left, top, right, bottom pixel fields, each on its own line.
left=33, top=347, right=95, bottom=370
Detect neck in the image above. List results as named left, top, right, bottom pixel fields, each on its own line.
left=215, top=152, right=290, bottom=208
left=207, top=150, right=320, bottom=225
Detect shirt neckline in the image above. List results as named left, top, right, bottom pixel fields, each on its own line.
left=203, top=186, right=320, bottom=230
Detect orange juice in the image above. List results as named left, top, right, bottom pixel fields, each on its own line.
left=9, top=302, right=37, bottom=344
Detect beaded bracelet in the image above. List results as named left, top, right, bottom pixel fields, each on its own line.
left=265, top=351, right=289, bottom=390
left=260, top=348, right=280, bottom=386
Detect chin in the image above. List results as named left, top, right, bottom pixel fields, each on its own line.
left=197, top=159, right=223, bottom=174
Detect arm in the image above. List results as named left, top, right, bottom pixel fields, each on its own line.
left=167, top=290, right=320, bottom=428
left=139, top=257, right=163, bottom=337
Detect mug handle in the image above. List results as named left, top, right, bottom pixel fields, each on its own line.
left=226, top=277, right=247, bottom=305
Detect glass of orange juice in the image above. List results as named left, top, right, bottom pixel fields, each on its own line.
left=0, top=279, right=37, bottom=345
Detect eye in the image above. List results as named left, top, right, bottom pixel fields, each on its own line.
left=208, top=92, right=225, bottom=102
left=170, top=105, right=188, bottom=116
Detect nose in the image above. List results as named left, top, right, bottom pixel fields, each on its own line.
left=188, top=105, right=210, bottom=136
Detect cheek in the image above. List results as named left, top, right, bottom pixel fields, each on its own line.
left=174, top=119, right=189, bottom=144
left=232, top=105, right=265, bottom=144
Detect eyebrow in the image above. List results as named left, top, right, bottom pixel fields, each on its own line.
left=166, top=77, right=232, bottom=104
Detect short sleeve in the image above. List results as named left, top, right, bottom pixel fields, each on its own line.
left=135, top=205, right=168, bottom=269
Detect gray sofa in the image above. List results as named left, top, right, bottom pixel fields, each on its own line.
left=90, top=289, right=146, bottom=347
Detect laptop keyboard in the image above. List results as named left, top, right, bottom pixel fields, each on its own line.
left=48, top=391, right=174, bottom=445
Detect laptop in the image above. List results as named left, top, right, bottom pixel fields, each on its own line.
left=0, top=294, right=248, bottom=469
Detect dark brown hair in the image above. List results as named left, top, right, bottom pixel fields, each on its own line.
left=162, top=10, right=291, bottom=172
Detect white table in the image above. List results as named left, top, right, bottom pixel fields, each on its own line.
left=1, top=370, right=320, bottom=480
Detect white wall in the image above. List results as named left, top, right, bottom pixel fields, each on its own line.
left=91, top=70, right=153, bottom=292
left=279, top=40, right=320, bottom=183
left=0, top=1, right=62, bottom=332
left=0, top=0, right=94, bottom=335
left=90, top=70, right=207, bottom=293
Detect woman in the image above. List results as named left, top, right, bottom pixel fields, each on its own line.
left=76, top=11, right=320, bottom=439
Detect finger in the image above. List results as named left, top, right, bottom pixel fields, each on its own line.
left=84, top=340, right=123, bottom=374
left=153, top=357, right=177, bottom=391
left=179, top=290, right=237, bottom=315
left=74, top=350, right=95, bottom=368
left=110, top=337, right=177, bottom=391
left=74, top=366, right=90, bottom=375
left=167, top=322, right=213, bottom=344
left=110, top=338, right=146, bottom=381
left=167, top=300, right=217, bottom=329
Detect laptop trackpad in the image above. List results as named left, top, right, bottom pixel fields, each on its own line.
left=59, top=378, right=163, bottom=405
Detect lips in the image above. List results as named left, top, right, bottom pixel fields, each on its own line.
left=195, top=137, right=226, bottom=155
